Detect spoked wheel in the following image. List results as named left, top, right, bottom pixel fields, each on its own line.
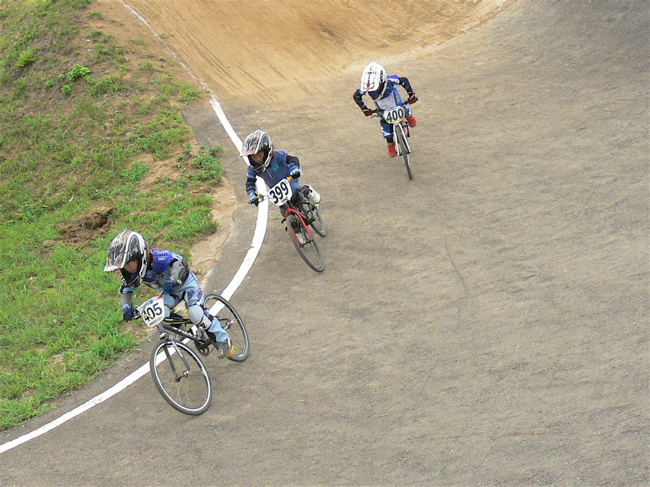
left=150, top=339, right=212, bottom=415
left=396, top=123, right=413, bottom=180
left=298, top=202, right=327, bottom=237
left=287, top=213, right=325, bottom=272
left=204, top=294, right=250, bottom=362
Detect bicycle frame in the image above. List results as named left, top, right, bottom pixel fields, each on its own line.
left=159, top=340, right=191, bottom=381
left=283, top=204, right=315, bottom=241
left=393, top=120, right=411, bottom=156
left=259, top=175, right=316, bottom=240
left=156, top=319, right=208, bottom=346
left=372, top=103, right=414, bottom=180
left=257, top=176, right=325, bottom=271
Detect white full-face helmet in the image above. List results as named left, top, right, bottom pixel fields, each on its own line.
left=360, top=62, right=387, bottom=96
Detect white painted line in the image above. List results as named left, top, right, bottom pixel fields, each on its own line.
left=0, top=364, right=150, bottom=454
left=0, top=3, right=267, bottom=455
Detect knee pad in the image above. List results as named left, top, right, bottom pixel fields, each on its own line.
left=187, top=304, right=206, bottom=326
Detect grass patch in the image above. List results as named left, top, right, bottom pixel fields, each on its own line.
left=0, top=0, right=223, bottom=431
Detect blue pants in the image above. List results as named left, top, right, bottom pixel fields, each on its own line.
left=162, top=272, right=229, bottom=342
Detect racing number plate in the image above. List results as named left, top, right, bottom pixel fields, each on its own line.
left=382, top=106, right=407, bottom=124
left=268, top=178, right=293, bottom=206
left=138, top=295, right=165, bottom=327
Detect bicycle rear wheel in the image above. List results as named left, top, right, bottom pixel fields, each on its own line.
left=287, top=213, right=324, bottom=272
left=299, top=202, right=327, bottom=237
left=204, top=294, right=250, bottom=362
left=395, top=123, right=413, bottom=180
left=150, top=339, right=212, bottom=415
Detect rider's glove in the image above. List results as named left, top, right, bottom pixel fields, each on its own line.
left=122, top=304, right=135, bottom=321
left=407, top=93, right=418, bottom=104
left=247, top=192, right=258, bottom=205
left=289, top=168, right=301, bottom=179
left=162, top=281, right=175, bottom=293
left=362, top=107, right=373, bottom=117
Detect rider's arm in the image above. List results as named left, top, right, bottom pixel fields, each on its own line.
left=353, top=89, right=368, bottom=110
left=119, top=288, right=134, bottom=308
left=352, top=90, right=368, bottom=110
left=246, top=168, right=257, bottom=195
left=119, top=269, right=140, bottom=300
left=398, top=76, right=415, bottom=96
left=286, top=154, right=300, bottom=170
left=119, top=276, right=138, bottom=308
left=354, top=89, right=374, bottom=116
left=168, top=256, right=189, bottom=284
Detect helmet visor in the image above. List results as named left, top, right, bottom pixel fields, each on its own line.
left=104, top=230, right=134, bottom=272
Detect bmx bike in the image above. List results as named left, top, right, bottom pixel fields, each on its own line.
left=135, top=293, right=249, bottom=415
left=373, top=102, right=414, bottom=180
left=257, top=175, right=326, bottom=272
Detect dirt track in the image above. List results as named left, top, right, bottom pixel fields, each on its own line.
left=1, top=0, right=648, bottom=485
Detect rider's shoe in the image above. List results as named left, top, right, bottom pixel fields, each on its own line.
left=304, top=185, right=321, bottom=205
left=407, top=114, right=417, bottom=127
left=387, top=143, right=397, bottom=158
left=216, top=338, right=235, bottom=359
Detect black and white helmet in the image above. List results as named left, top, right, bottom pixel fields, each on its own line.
left=360, top=62, right=387, bottom=96
left=240, top=129, right=274, bottom=174
left=104, top=229, right=149, bottom=283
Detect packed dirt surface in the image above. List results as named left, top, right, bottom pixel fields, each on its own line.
left=1, top=0, right=647, bottom=486
left=124, top=0, right=515, bottom=104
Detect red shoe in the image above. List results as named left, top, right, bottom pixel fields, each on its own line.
left=407, top=114, right=417, bottom=127
left=387, top=143, right=397, bottom=158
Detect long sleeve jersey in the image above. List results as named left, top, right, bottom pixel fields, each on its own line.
left=246, top=150, right=301, bottom=196
left=119, top=249, right=190, bottom=306
left=353, top=75, right=415, bottom=111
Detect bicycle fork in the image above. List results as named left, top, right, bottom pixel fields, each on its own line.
left=161, top=339, right=193, bottom=382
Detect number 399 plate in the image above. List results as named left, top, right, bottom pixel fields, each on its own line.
left=138, top=295, right=165, bottom=327
left=268, top=178, right=293, bottom=206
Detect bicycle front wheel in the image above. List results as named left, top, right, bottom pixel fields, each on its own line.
left=204, top=294, right=250, bottom=362
left=395, top=123, right=413, bottom=180
left=287, top=213, right=325, bottom=272
left=150, top=339, right=212, bottom=415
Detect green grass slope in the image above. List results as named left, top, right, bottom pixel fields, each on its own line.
left=0, top=0, right=224, bottom=430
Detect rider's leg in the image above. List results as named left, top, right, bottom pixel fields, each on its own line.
left=406, top=105, right=417, bottom=127
left=302, top=185, right=320, bottom=205
left=290, top=185, right=320, bottom=206
left=177, top=273, right=230, bottom=342
left=161, top=293, right=181, bottom=318
left=381, top=121, right=397, bottom=157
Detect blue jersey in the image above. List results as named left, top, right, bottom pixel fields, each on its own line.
left=120, top=248, right=190, bottom=294
left=246, top=150, right=301, bottom=195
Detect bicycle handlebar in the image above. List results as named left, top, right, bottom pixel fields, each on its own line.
left=370, top=99, right=413, bottom=117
